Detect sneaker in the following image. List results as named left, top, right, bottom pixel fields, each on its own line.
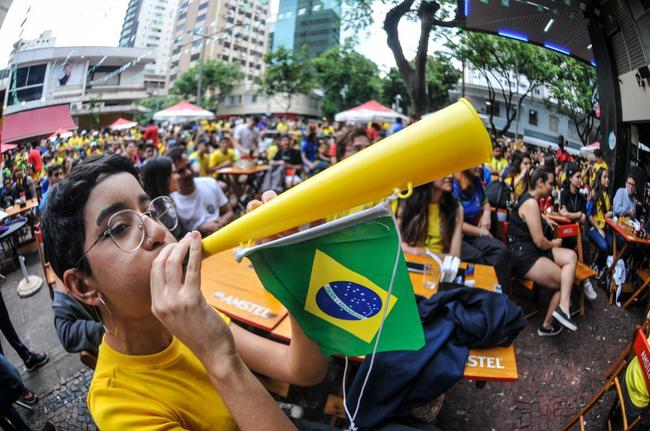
left=24, top=352, right=48, bottom=372
left=552, top=306, right=578, bottom=331
left=583, top=279, right=597, bottom=301
left=538, top=323, right=563, bottom=337
left=21, top=388, right=38, bottom=405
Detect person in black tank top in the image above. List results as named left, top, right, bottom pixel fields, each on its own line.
left=508, top=167, right=578, bottom=336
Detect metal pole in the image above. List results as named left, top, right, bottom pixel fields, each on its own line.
left=461, top=59, right=466, bottom=98
left=196, top=36, right=206, bottom=107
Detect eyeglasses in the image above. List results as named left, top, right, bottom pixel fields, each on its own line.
left=627, top=181, right=636, bottom=187
left=75, top=196, right=178, bottom=268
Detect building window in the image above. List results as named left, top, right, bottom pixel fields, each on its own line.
left=528, top=109, right=538, bottom=126
left=190, top=53, right=200, bottom=62
left=198, top=1, right=209, bottom=10
left=549, top=114, right=559, bottom=132
left=87, top=65, right=121, bottom=87
left=8, top=64, right=46, bottom=105
left=485, top=100, right=500, bottom=117
left=196, top=13, right=207, bottom=21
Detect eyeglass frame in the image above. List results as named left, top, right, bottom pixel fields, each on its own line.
left=74, top=195, right=178, bottom=269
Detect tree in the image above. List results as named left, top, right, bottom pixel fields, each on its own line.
left=380, top=53, right=460, bottom=114
left=449, top=32, right=554, bottom=140
left=256, top=47, right=315, bottom=115
left=312, top=42, right=383, bottom=118
left=545, top=57, right=599, bottom=146
left=171, top=60, right=243, bottom=109
left=344, top=0, right=461, bottom=118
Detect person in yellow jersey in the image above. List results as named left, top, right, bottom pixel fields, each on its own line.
left=586, top=167, right=614, bottom=271
left=488, top=144, right=509, bottom=175
left=398, top=176, right=463, bottom=258
left=188, top=137, right=211, bottom=176
left=209, top=136, right=237, bottom=173
left=622, top=337, right=650, bottom=427
left=41, top=154, right=328, bottom=431
left=503, top=150, right=532, bottom=202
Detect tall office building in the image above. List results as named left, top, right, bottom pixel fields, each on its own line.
left=168, top=0, right=270, bottom=85
left=272, top=0, right=339, bottom=59
left=119, top=0, right=178, bottom=94
left=0, top=0, right=13, bottom=31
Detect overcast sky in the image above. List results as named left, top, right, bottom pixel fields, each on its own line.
left=0, top=0, right=429, bottom=72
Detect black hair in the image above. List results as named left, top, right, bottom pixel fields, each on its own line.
left=563, top=162, right=580, bottom=191
left=529, top=167, right=552, bottom=191
left=141, top=156, right=173, bottom=199
left=42, top=154, right=139, bottom=279
left=400, top=182, right=458, bottom=249
left=335, top=127, right=368, bottom=161
left=167, top=147, right=185, bottom=164
left=591, top=167, right=608, bottom=216
left=395, top=117, right=403, bottom=124
left=543, top=155, right=556, bottom=174
left=46, top=163, right=63, bottom=178
left=594, top=149, right=602, bottom=158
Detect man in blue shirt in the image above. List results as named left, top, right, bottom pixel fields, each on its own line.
left=389, top=118, right=404, bottom=135
left=613, top=175, right=637, bottom=218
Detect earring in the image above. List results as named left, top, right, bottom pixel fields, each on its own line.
left=97, top=295, right=118, bottom=337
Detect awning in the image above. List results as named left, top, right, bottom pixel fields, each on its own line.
left=1, top=104, right=76, bottom=146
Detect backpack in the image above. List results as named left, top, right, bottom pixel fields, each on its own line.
left=485, top=180, right=512, bottom=211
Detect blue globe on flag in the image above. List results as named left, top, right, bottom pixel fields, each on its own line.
left=315, top=281, right=382, bottom=320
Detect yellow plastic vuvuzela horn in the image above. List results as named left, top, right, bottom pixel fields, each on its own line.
left=202, top=98, right=491, bottom=256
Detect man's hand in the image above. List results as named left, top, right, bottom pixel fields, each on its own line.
left=199, top=220, right=222, bottom=236
left=150, top=231, right=237, bottom=368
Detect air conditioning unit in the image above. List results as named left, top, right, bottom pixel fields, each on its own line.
left=69, top=101, right=83, bottom=112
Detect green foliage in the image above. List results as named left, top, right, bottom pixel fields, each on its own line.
left=449, top=32, right=555, bottom=138
left=171, top=59, right=244, bottom=109
left=256, top=47, right=315, bottom=114
left=544, top=57, right=599, bottom=146
left=312, top=42, right=383, bottom=118
left=426, top=53, right=461, bottom=111
left=380, top=67, right=411, bottom=113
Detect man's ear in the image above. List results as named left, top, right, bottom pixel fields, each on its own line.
left=63, top=269, right=100, bottom=307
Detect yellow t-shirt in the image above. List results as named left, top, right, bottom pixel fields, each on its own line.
left=209, top=149, right=237, bottom=170
left=489, top=157, right=508, bottom=174
left=591, top=191, right=610, bottom=230
left=504, top=176, right=526, bottom=200
left=626, top=338, right=650, bottom=408
left=266, top=144, right=279, bottom=161
left=190, top=151, right=210, bottom=177
left=424, top=203, right=443, bottom=253
left=88, top=313, right=237, bottom=431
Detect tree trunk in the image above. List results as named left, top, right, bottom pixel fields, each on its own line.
left=384, top=1, right=459, bottom=120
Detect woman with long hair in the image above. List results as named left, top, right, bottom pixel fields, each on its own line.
left=140, top=156, right=186, bottom=240
left=504, top=150, right=532, bottom=202
left=399, top=176, right=463, bottom=257
left=509, top=167, right=577, bottom=336
left=586, top=167, right=614, bottom=270
left=453, top=168, right=511, bottom=288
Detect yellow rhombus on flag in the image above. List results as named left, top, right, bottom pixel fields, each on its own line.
left=304, top=250, right=398, bottom=343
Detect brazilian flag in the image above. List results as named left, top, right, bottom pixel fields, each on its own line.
left=236, top=203, right=425, bottom=357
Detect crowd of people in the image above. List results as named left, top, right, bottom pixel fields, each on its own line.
left=0, top=113, right=649, bottom=429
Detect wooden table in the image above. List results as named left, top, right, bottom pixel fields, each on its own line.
left=4, top=198, right=39, bottom=217
left=201, top=248, right=287, bottom=331
left=215, top=165, right=269, bottom=213
left=602, top=218, right=650, bottom=305
left=271, top=253, right=518, bottom=382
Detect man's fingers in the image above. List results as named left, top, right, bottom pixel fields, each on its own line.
left=246, top=199, right=262, bottom=213
left=184, top=231, right=203, bottom=290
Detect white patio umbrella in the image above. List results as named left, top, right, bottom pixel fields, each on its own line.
left=153, top=101, right=215, bottom=123
left=334, top=100, right=407, bottom=124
